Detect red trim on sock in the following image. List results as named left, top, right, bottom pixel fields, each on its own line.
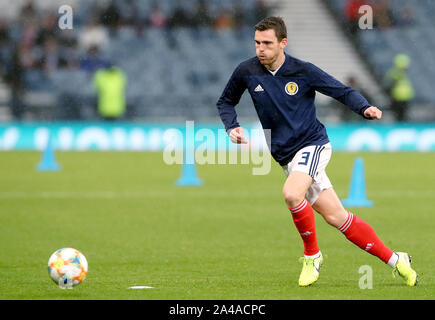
left=289, top=199, right=307, bottom=213
left=338, top=211, right=354, bottom=233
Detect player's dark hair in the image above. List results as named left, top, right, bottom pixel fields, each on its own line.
left=254, top=16, right=287, bottom=41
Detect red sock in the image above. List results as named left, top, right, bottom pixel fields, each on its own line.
left=339, top=212, right=394, bottom=264
left=289, top=199, right=319, bottom=256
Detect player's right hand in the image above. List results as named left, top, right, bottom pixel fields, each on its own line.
left=364, top=106, right=383, bottom=120
left=228, top=127, right=248, bottom=144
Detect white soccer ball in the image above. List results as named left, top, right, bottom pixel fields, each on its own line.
left=47, top=248, right=88, bottom=289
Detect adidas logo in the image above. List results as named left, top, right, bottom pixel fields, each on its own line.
left=254, top=84, right=264, bottom=92
left=300, top=231, right=312, bottom=237
left=365, top=243, right=374, bottom=251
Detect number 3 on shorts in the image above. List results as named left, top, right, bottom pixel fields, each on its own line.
left=298, top=152, right=310, bottom=166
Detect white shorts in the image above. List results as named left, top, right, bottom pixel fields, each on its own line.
left=282, top=143, right=333, bottom=205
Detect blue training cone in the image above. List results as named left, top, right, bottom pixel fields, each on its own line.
left=37, top=134, right=61, bottom=171
left=341, top=157, right=373, bottom=207
left=175, top=143, right=203, bottom=186
left=176, top=162, right=203, bottom=186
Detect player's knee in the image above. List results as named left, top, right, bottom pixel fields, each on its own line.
left=282, top=189, right=305, bottom=207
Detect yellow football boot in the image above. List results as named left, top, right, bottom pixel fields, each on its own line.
left=393, top=252, right=418, bottom=286
left=298, top=252, right=323, bottom=287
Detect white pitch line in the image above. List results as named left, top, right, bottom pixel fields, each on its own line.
left=0, top=190, right=433, bottom=199
left=0, top=190, right=277, bottom=199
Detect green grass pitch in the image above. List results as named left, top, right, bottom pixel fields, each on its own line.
left=0, top=151, right=433, bottom=300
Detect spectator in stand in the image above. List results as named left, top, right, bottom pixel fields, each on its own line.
left=373, top=0, right=395, bottom=29
left=35, top=12, right=58, bottom=46
left=166, top=2, right=190, bottom=48
left=191, top=0, right=212, bottom=28
left=0, top=19, right=10, bottom=44
left=5, top=45, right=26, bottom=119
left=19, top=0, right=38, bottom=23
left=149, top=2, right=167, bottom=29
left=93, top=63, right=127, bottom=121
left=20, top=18, right=39, bottom=48
left=39, top=37, right=66, bottom=75
left=100, top=0, right=121, bottom=35
left=189, top=0, right=212, bottom=41
left=80, top=45, right=110, bottom=74
left=251, top=0, right=271, bottom=25
left=232, top=1, right=247, bottom=30
left=384, top=54, right=414, bottom=122
left=119, top=0, right=147, bottom=36
left=79, top=17, right=109, bottom=52
left=17, top=41, right=37, bottom=70
left=168, top=2, right=191, bottom=28
left=57, top=29, right=80, bottom=69
left=214, top=10, right=234, bottom=30
left=0, top=19, right=11, bottom=75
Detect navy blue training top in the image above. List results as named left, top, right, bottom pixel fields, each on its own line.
left=217, top=53, right=371, bottom=166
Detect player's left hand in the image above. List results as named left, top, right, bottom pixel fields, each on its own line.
left=364, top=106, right=382, bottom=120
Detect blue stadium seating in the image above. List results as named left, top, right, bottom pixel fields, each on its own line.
left=4, top=0, right=263, bottom=120
left=328, top=0, right=435, bottom=105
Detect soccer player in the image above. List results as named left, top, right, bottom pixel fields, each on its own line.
left=217, top=17, right=417, bottom=287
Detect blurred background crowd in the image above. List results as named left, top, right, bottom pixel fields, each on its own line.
left=0, top=0, right=433, bottom=123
